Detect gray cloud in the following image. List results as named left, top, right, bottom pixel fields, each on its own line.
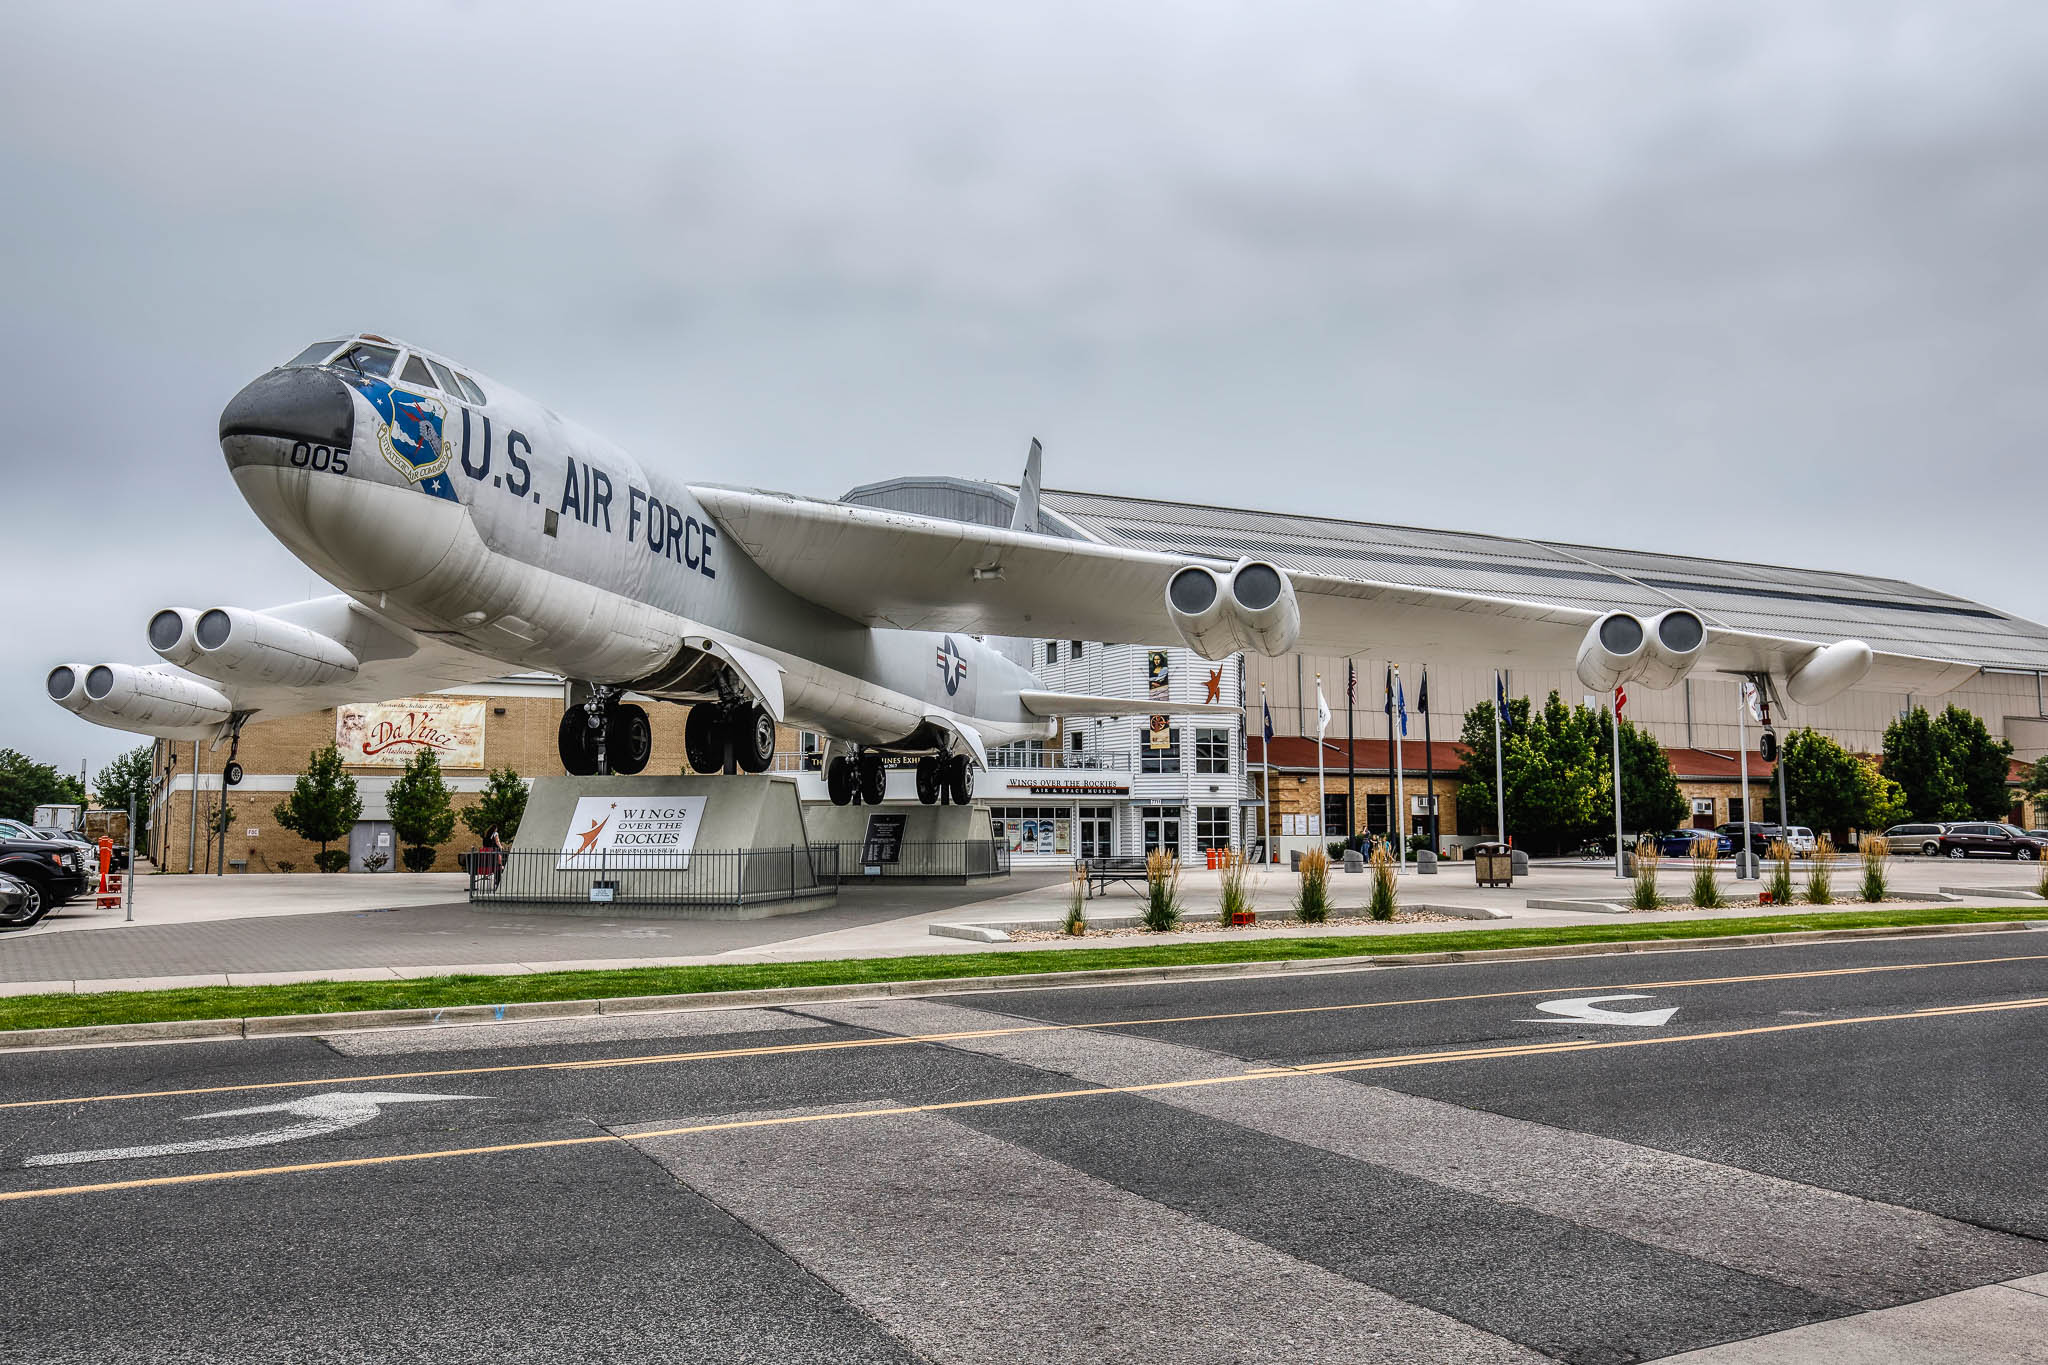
left=3, top=0, right=2044, bottom=774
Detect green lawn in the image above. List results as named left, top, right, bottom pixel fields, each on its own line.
left=4, top=906, right=2042, bottom=1034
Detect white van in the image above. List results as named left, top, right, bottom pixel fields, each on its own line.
left=1782, top=826, right=1818, bottom=855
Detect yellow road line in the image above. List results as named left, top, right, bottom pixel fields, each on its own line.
left=5, top=949, right=2044, bottom=1113
left=6, top=991, right=2046, bottom=1205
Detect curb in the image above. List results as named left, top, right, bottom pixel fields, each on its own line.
left=1, top=916, right=2042, bottom=1054
left=929, top=901, right=1511, bottom=941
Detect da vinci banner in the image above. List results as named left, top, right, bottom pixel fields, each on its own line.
left=335, top=698, right=487, bottom=768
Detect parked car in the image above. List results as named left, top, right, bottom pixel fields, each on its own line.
left=1714, top=822, right=1780, bottom=856
left=1659, top=830, right=1734, bottom=857
left=33, top=825, right=125, bottom=871
left=1935, top=824, right=2045, bottom=860
left=0, top=872, right=44, bottom=927
left=1779, top=826, right=1818, bottom=855
left=1883, top=823, right=1950, bottom=856
left=0, top=837, right=90, bottom=920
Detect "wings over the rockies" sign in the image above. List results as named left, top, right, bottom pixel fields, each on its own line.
left=555, top=796, right=709, bottom=870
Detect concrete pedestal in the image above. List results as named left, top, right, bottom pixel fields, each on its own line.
left=802, top=802, right=1000, bottom=882
left=483, top=775, right=832, bottom=916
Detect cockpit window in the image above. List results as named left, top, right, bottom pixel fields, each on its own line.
left=283, top=340, right=345, bottom=368
left=331, top=343, right=399, bottom=379
left=452, top=372, right=486, bottom=405
left=399, top=353, right=434, bottom=387
left=426, top=358, right=460, bottom=395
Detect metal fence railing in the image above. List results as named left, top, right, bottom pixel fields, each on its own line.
left=465, top=846, right=839, bottom=907
left=819, top=839, right=1012, bottom=882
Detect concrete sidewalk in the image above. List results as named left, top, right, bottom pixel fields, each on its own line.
left=1, top=855, right=2039, bottom=999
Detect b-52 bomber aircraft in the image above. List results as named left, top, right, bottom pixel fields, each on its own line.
left=49, top=333, right=1976, bottom=805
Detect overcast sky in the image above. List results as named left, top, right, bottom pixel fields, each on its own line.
left=3, top=0, right=2045, bottom=778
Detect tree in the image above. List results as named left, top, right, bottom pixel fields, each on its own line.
left=1882, top=708, right=1957, bottom=822
left=1455, top=695, right=1532, bottom=837
left=1780, top=728, right=1887, bottom=839
left=386, top=748, right=456, bottom=872
left=1934, top=705, right=2014, bottom=820
left=1599, top=714, right=1686, bottom=837
left=1455, top=691, right=1605, bottom=854
left=0, top=749, right=87, bottom=824
left=272, top=745, right=362, bottom=872
left=94, top=744, right=155, bottom=843
left=460, top=768, right=530, bottom=844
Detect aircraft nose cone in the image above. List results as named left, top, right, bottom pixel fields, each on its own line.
left=219, top=367, right=354, bottom=449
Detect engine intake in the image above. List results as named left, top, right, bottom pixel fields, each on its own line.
left=1574, top=612, right=1648, bottom=693
left=71, top=663, right=232, bottom=735
left=148, top=607, right=204, bottom=666
left=46, top=664, right=89, bottom=712
left=1634, top=609, right=1707, bottom=689
left=182, top=606, right=359, bottom=689
left=1162, top=560, right=1301, bottom=660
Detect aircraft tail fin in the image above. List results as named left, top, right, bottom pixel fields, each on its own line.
left=1008, top=438, right=1042, bottom=534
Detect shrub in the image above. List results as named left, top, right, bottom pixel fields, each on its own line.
left=1368, top=843, right=1398, bottom=920
left=2038, top=859, right=2048, bottom=903
left=1295, top=847, right=1330, bottom=924
left=401, top=845, right=438, bottom=873
left=1630, top=840, right=1661, bottom=911
left=1806, top=837, right=1836, bottom=905
left=274, top=860, right=297, bottom=875
left=1063, top=867, right=1088, bottom=936
left=360, top=851, right=389, bottom=874
left=1142, top=848, right=1181, bottom=932
left=1325, top=840, right=1350, bottom=862
left=1689, top=835, right=1724, bottom=909
left=1765, top=840, right=1794, bottom=906
left=1219, top=850, right=1257, bottom=922
left=313, top=848, right=350, bottom=874
left=1860, top=835, right=1890, bottom=903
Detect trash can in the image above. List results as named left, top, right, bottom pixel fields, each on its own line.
left=1474, top=842, right=1513, bottom=888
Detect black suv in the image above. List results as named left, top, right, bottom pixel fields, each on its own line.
left=1934, top=823, right=2046, bottom=861
left=0, top=837, right=91, bottom=921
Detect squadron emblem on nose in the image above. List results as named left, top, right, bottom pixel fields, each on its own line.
left=356, top=378, right=452, bottom=488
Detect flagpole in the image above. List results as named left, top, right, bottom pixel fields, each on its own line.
left=1422, top=670, right=1436, bottom=854
left=1611, top=689, right=1626, bottom=879
left=1393, top=666, right=1407, bottom=874
left=1494, top=672, right=1508, bottom=847
left=1260, top=684, right=1273, bottom=864
left=1315, top=673, right=1326, bottom=849
left=1345, top=660, right=1355, bottom=848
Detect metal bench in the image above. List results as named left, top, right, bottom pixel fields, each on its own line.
left=1077, top=855, right=1152, bottom=899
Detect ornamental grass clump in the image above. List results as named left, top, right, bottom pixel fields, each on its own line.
left=1860, top=835, right=1890, bottom=904
left=1142, top=848, right=1182, bottom=932
left=1219, top=850, right=1258, bottom=923
left=1063, top=866, right=1088, bottom=936
left=1630, top=839, right=1662, bottom=911
left=1689, top=834, right=1724, bottom=910
left=1806, top=836, right=1836, bottom=905
left=1765, top=839, right=1794, bottom=907
left=1368, top=843, right=1399, bottom=921
left=1295, top=847, right=1330, bottom=924
left=2037, top=859, right=2048, bottom=902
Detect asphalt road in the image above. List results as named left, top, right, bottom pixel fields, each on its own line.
left=5, top=928, right=2048, bottom=1363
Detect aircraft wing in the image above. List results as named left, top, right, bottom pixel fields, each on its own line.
left=691, top=485, right=1981, bottom=697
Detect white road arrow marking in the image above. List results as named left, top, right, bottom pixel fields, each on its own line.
left=24, top=1091, right=478, bottom=1168
left=1519, top=993, right=1678, bottom=1027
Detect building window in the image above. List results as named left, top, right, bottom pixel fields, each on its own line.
left=1365, top=792, right=1390, bottom=834
left=1070, top=641, right=1085, bottom=659
left=1324, top=794, right=1351, bottom=841
left=1045, top=641, right=1058, bottom=665
left=1141, top=805, right=1181, bottom=852
left=1141, top=728, right=1181, bottom=773
left=990, top=806, right=1073, bottom=855
left=1194, top=727, right=1230, bottom=774
left=1196, top=805, right=1231, bottom=850
left=1070, top=731, right=1084, bottom=753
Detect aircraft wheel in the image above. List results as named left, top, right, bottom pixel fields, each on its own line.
left=610, top=704, right=653, bottom=776
left=826, top=756, right=855, bottom=806
left=734, top=706, right=777, bottom=774
left=858, top=754, right=888, bottom=805
left=945, top=754, right=973, bottom=806
left=557, top=708, right=600, bottom=776
left=915, top=756, right=941, bottom=805
left=683, top=703, right=722, bottom=774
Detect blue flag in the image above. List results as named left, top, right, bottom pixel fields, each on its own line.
left=1396, top=672, right=1408, bottom=738
left=1261, top=695, right=1273, bottom=744
left=1496, top=670, right=1513, bottom=733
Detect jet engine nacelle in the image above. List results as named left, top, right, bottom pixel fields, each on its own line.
left=1574, top=612, right=1649, bottom=693
left=1634, top=609, right=1707, bottom=690
left=1784, top=638, right=1873, bottom=707
left=59, top=663, right=232, bottom=735
left=1163, top=561, right=1301, bottom=660
left=165, top=606, right=360, bottom=689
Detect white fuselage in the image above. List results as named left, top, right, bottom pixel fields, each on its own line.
left=220, top=347, right=1050, bottom=754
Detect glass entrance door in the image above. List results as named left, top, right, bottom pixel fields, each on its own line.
left=1078, top=806, right=1114, bottom=858
left=1141, top=806, right=1181, bottom=854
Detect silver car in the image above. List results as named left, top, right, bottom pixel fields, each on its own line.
left=1882, top=822, right=1949, bottom=856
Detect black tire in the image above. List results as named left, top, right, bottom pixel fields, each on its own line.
left=684, top=704, right=722, bottom=774
left=946, top=754, right=973, bottom=806
left=2018, top=847, right=2038, bottom=861
left=915, top=756, right=940, bottom=805
left=858, top=755, right=888, bottom=805
left=223, top=761, right=245, bottom=787
left=610, top=704, right=653, bottom=775
left=557, top=708, right=599, bottom=776
left=1948, top=846, right=1966, bottom=859
left=3, top=874, right=49, bottom=926
left=1922, top=841, right=1939, bottom=857
left=826, top=756, right=855, bottom=806
left=735, top=707, right=777, bottom=774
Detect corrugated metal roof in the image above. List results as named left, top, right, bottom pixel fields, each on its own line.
left=840, top=479, right=2048, bottom=671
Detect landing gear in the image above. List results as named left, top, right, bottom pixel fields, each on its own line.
left=825, top=751, right=892, bottom=806
left=945, top=753, right=973, bottom=805
left=913, top=753, right=972, bottom=805
left=858, top=753, right=888, bottom=805
left=827, top=755, right=856, bottom=805
left=557, top=688, right=653, bottom=776
left=915, top=756, right=940, bottom=805
left=683, top=701, right=776, bottom=775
